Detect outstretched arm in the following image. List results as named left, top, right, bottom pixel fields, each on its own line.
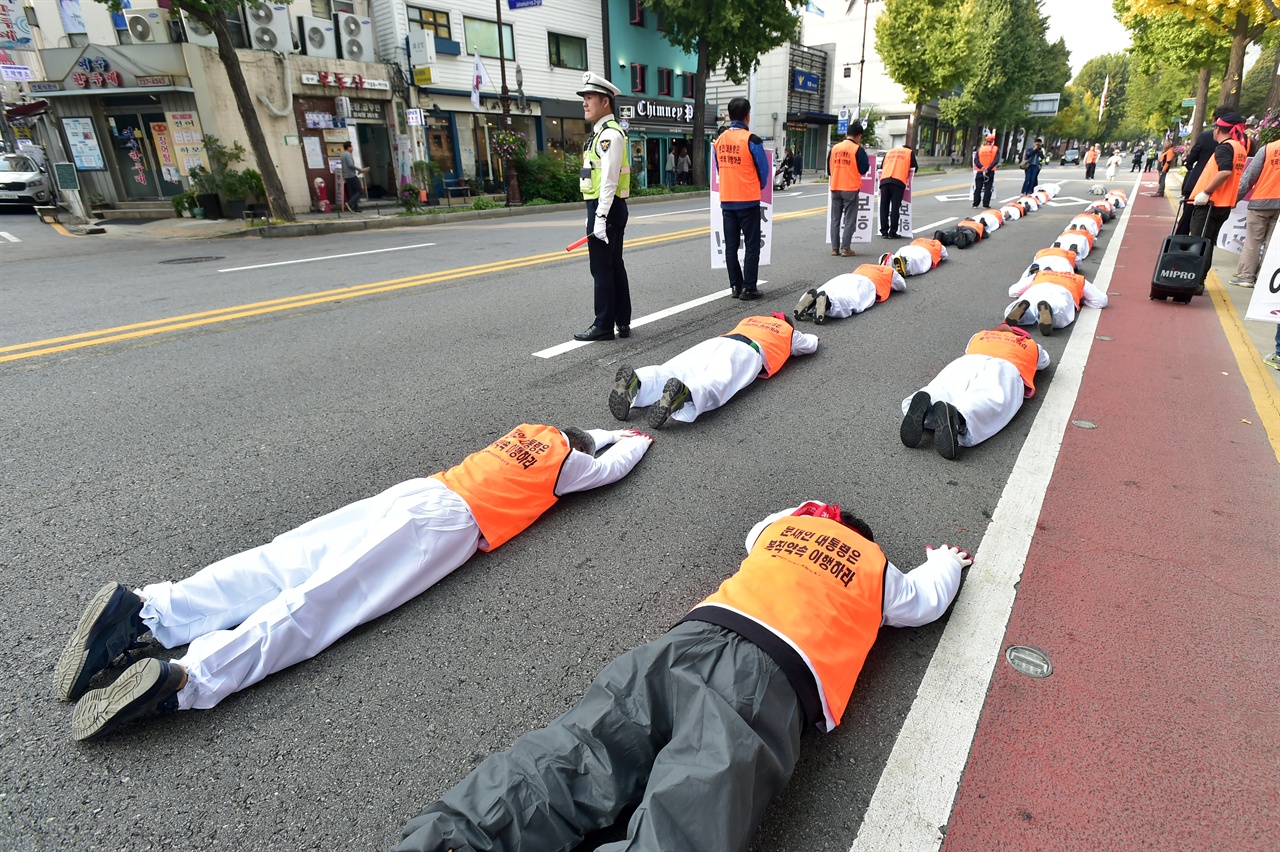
left=554, top=430, right=654, bottom=495
left=790, top=329, right=820, bottom=355
left=882, top=545, right=971, bottom=627
left=1081, top=279, right=1109, bottom=309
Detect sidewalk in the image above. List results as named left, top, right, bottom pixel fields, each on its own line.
left=942, top=185, right=1280, bottom=850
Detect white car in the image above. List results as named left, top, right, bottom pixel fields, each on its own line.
left=0, top=154, right=53, bottom=206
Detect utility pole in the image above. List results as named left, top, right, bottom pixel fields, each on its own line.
left=856, top=0, right=873, bottom=118
left=494, top=0, right=521, bottom=205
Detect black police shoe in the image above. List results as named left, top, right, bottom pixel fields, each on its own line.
left=932, top=400, right=963, bottom=460
left=616, top=325, right=631, bottom=338
left=574, top=325, right=615, bottom=342
left=739, top=289, right=763, bottom=301
left=54, top=582, right=147, bottom=702
left=901, top=390, right=931, bottom=448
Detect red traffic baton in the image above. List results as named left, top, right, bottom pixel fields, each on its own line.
left=566, top=235, right=589, bottom=252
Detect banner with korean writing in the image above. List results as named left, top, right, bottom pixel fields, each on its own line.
left=1244, top=228, right=1280, bottom=326
left=149, top=122, right=182, bottom=185
left=165, top=111, right=209, bottom=176
left=710, top=149, right=774, bottom=270
left=826, top=153, right=876, bottom=244
left=61, top=117, right=105, bottom=170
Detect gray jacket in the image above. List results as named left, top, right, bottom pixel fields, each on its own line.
left=1237, top=143, right=1280, bottom=210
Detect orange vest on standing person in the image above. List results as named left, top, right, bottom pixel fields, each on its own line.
left=695, top=513, right=888, bottom=730
left=966, top=327, right=1040, bottom=394
left=830, top=139, right=863, bottom=191
left=911, top=237, right=944, bottom=266
left=432, top=424, right=571, bottom=551
left=722, top=315, right=793, bottom=377
left=1191, top=138, right=1247, bottom=207
left=976, top=143, right=999, bottom=170
left=1158, top=148, right=1176, bottom=173
left=1248, top=141, right=1280, bottom=200
left=1032, top=269, right=1086, bottom=308
left=855, top=263, right=896, bottom=302
left=881, top=146, right=912, bottom=184
left=1084, top=147, right=1099, bottom=165
left=715, top=128, right=762, bottom=203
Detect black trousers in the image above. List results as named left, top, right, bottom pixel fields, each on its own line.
left=1085, top=163, right=1096, bottom=179
left=972, top=170, right=994, bottom=207
left=880, top=180, right=906, bottom=236
left=1188, top=204, right=1232, bottom=269
left=586, top=199, right=631, bottom=330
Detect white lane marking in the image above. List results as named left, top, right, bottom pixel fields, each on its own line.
left=533, top=281, right=769, bottom=359
left=218, top=242, right=436, bottom=272
left=848, top=172, right=1141, bottom=852
left=911, top=217, right=956, bottom=235
left=798, top=192, right=827, bottom=198
left=633, top=207, right=709, bottom=219
left=0, top=231, right=19, bottom=243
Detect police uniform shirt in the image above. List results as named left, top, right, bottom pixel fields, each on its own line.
left=588, top=115, right=626, bottom=218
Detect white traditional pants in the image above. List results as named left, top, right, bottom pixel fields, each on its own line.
left=893, top=246, right=935, bottom=276
left=634, top=338, right=764, bottom=423
left=817, top=273, right=877, bottom=317
left=1004, top=284, right=1077, bottom=330
left=901, top=354, right=1026, bottom=447
left=138, top=478, right=481, bottom=710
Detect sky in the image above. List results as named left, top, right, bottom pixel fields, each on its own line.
left=1045, top=0, right=1134, bottom=77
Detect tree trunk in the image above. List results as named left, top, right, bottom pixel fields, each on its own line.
left=908, top=101, right=922, bottom=148
left=1266, top=51, right=1280, bottom=115
left=1192, top=67, right=1210, bottom=140
left=691, top=38, right=710, bottom=186
left=198, top=6, right=296, bottom=222
left=1218, top=13, right=1250, bottom=110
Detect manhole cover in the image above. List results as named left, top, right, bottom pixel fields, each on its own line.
left=1096, top=335, right=1114, bottom=341
left=1072, top=419, right=1099, bottom=429
left=159, top=256, right=224, bottom=264
left=1006, top=645, right=1053, bottom=678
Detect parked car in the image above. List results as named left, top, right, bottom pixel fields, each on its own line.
left=0, top=154, right=52, bottom=206
left=1059, top=149, right=1080, bottom=166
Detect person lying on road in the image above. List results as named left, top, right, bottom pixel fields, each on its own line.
left=1004, top=268, right=1109, bottom=336
left=794, top=262, right=906, bottom=324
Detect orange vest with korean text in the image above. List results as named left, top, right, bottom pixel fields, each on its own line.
left=432, top=424, right=570, bottom=551
left=698, top=515, right=887, bottom=729
left=1035, top=246, right=1077, bottom=269
left=1249, top=142, right=1280, bottom=200
left=1073, top=212, right=1103, bottom=230
left=881, top=147, right=911, bottom=184
left=911, top=237, right=944, bottom=266
left=1032, top=269, right=1086, bottom=308
left=722, top=315, right=793, bottom=377
left=1084, top=148, right=1099, bottom=164
left=1062, top=226, right=1095, bottom=249
left=855, top=263, right=896, bottom=302
left=958, top=218, right=985, bottom=239
left=1191, top=139, right=1247, bottom=207
left=966, top=328, right=1040, bottom=393
left=715, top=129, right=762, bottom=203
left=976, top=143, right=999, bottom=170
left=830, top=140, right=863, bottom=191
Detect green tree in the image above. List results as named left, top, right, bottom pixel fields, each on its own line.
left=874, top=0, right=968, bottom=146
left=1239, top=42, right=1280, bottom=115
left=642, top=0, right=805, bottom=184
left=97, top=1, right=296, bottom=221
left=1075, top=53, right=1131, bottom=141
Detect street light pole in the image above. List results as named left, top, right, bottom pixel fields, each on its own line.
left=856, top=0, right=872, bottom=118
left=494, top=0, right=521, bottom=205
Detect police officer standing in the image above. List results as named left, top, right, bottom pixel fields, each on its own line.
left=574, top=72, right=632, bottom=342
left=715, top=97, right=770, bottom=299
left=972, top=133, right=999, bottom=208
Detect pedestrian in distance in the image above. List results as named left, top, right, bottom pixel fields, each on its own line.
left=1105, top=150, right=1122, bottom=181
left=794, top=261, right=906, bottom=324
left=714, top=97, right=771, bottom=300
left=56, top=424, right=655, bottom=740
left=1083, top=144, right=1099, bottom=180
left=574, top=72, right=632, bottom=342
left=828, top=121, right=870, bottom=256
left=972, top=133, right=999, bottom=208
left=608, top=312, right=818, bottom=428
left=1004, top=267, right=1109, bottom=336
left=782, top=146, right=795, bottom=183
left=1020, top=137, right=1046, bottom=196
left=1190, top=112, right=1249, bottom=276
left=900, top=323, right=1050, bottom=460
left=339, top=140, right=368, bottom=213
left=1145, top=148, right=1158, bottom=172
left=879, top=144, right=917, bottom=239
left=1130, top=147, right=1144, bottom=172
left=393, top=500, right=971, bottom=852
left=664, top=147, right=675, bottom=187
left=1156, top=141, right=1176, bottom=197
left=793, top=147, right=803, bottom=180
left=677, top=147, right=691, bottom=185
left=1228, top=134, right=1280, bottom=288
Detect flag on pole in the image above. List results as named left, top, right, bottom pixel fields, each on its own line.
left=1098, top=73, right=1109, bottom=122
left=805, top=2, right=826, bottom=15
left=471, top=51, right=493, bottom=110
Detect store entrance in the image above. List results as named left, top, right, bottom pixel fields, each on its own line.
left=105, top=112, right=181, bottom=200
left=354, top=122, right=392, bottom=198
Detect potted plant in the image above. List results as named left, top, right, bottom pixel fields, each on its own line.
left=411, top=159, right=445, bottom=205
left=171, top=190, right=197, bottom=217
left=221, top=168, right=264, bottom=220
left=189, top=165, right=223, bottom=220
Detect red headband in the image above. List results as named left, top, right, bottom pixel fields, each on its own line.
left=792, top=501, right=843, bottom=521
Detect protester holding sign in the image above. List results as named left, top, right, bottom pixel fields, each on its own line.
left=879, top=145, right=917, bottom=239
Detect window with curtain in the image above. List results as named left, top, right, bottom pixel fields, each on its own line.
left=463, top=16, right=515, bottom=60
left=548, top=33, right=587, bottom=70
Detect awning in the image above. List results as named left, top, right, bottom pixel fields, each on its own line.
left=788, top=111, right=837, bottom=125
left=34, top=86, right=195, bottom=98
left=4, top=99, right=50, bottom=120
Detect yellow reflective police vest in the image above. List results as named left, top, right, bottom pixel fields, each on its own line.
left=580, top=119, right=631, bottom=200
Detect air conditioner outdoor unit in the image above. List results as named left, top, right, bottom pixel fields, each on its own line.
left=333, top=12, right=374, bottom=62
left=126, top=11, right=171, bottom=44
left=182, top=11, right=219, bottom=48
left=297, top=15, right=337, bottom=59
left=245, top=2, right=294, bottom=52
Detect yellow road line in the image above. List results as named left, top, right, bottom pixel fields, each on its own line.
left=43, top=219, right=83, bottom=238
left=1205, top=268, right=1280, bottom=466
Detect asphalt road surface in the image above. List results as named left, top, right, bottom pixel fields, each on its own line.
left=1, top=166, right=1111, bottom=851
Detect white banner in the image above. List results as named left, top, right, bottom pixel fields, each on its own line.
left=826, top=153, right=877, bottom=244
left=1245, top=228, right=1280, bottom=325
left=710, top=149, right=774, bottom=270
left=1216, top=200, right=1249, bottom=254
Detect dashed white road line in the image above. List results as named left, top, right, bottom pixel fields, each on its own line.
left=0, top=231, right=19, bottom=243
left=633, top=207, right=709, bottom=219
left=218, top=242, right=436, bottom=272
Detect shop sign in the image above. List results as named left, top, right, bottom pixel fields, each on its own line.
left=406, top=108, right=424, bottom=126
left=792, top=69, right=819, bottom=93
left=509, top=0, right=542, bottom=7
left=1, top=64, right=31, bottom=82
left=165, top=111, right=209, bottom=175
left=30, top=82, right=62, bottom=93
left=347, top=99, right=384, bottom=121
left=305, top=111, right=335, bottom=129
left=629, top=99, right=694, bottom=125
left=0, top=0, right=35, bottom=51
left=72, top=56, right=123, bottom=89
left=300, top=72, right=390, bottom=92
left=413, top=66, right=434, bottom=86
left=137, top=76, right=172, bottom=87
left=61, top=117, right=106, bottom=170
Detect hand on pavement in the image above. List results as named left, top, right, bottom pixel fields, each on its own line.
left=927, top=545, right=973, bottom=568
left=1194, top=191, right=1211, bottom=206
left=593, top=215, right=609, bottom=243
left=620, top=429, right=653, bottom=444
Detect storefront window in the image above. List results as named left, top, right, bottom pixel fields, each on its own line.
left=463, top=17, right=514, bottom=60
left=469, top=114, right=537, bottom=189
left=540, top=117, right=590, bottom=161
left=426, top=116, right=457, bottom=175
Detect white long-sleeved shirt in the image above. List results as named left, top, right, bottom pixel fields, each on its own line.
left=552, top=428, right=652, bottom=495
left=591, top=115, right=626, bottom=219
left=744, top=505, right=963, bottom=628
left=1008, top=274, right=1109, bottom=308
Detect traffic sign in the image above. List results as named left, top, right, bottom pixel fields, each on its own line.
left=837, top=107, right=850, bottom=135
left=1181, top=98, right=1196, bottom=108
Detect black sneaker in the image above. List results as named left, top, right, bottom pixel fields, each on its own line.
left=1005, top=299, right=1030, bottom=325
left=649, top=377, right=691, bottom=429
left=739, top=289, right=763, bottom=301
left=730, top=285, right=742, bottom=299
left=932, top=400, right=962, bottom=460
left=609, top=365, right=641, bottom=421
left=901, top=390, right=931, bottom=448
left=54, top=582, right=146, bottom=702
left=814, top=294, right=830, bottom=325
left=1037, top=301, right=1054, bottom=336
left=72, top=658, right=184, bottom=741
left=794, top=288, right=818, bottom=321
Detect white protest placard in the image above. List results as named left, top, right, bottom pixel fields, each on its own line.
left=710, top=149, right=774, bottom=270
left=826, top=152, right=877, bottom=244
left=1216, top=200, right=1249, bottom=254
left=1245, top=229, right=1280, bottom=325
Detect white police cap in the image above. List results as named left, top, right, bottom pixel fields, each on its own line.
left=577, top=72, right=621, bottom=98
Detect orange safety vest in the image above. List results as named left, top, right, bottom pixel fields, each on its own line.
left=830, top=139, right=862, bottom=191
left=911, top=237, right=944, bottom=266
left=855, top=263, right=896, bottom=302
left=1035, top=246, right=1078, bottom=269
left=696, top=514, right=887, bottom=729
left=966, top=328, right=1040, bottom=394
left=1109, top=188, right=1128, bottom=201
left=1084, top=148, right=1099, bottom=164
left=1072, top=212, right=1103, bottom=230
left=958, top=218, right=985, bottom=239
left=1062, top=227, right=1095, bottom=249
left=982, top=209, right=1004, bottom=226
left=722, top=315, right=793, bottom=377
left=1250, top=142, right=1280, bottom=200
left=976, top=143, right=999, bottom=170
left=881, top=147, right=911, bottom=184
left=1191, top=139, right=1247, bottom=207
left=1159, top=148, right=1175, bottom=172
left=1032, top=269, right=1086, bottom=308
left=432, top=424, right=570, bottom=551
left=715, top=128, right=762, bottom=203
